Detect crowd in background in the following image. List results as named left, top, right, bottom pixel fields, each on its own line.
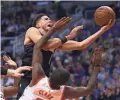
left=1, top=1, right=120, bottom=100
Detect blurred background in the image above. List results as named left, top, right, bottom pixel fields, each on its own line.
left=1, top=1, right=120, bottom=100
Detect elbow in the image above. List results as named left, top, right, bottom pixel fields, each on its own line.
left=77, top=42, right=87, bottom=50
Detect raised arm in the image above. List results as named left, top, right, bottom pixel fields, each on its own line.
left=64, top=48, right=102, bottom=99
left=57, top=19, right=115, bottom=51
left=30, top=17, right=71, bottom=85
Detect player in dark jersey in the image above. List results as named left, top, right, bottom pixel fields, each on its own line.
left=17, top=13, right=115, bottom=99
left=17, top=15, right=73, bottom=99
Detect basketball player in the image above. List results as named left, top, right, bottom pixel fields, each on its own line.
left=19, top=21, right=102, bottom=99
left=17, top=13, right=115, bottom=99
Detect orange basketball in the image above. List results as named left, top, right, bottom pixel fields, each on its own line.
left=94, top=6, right=115, bottom=26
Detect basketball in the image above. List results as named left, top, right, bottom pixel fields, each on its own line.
left=94, top=6, right=115, bottom=26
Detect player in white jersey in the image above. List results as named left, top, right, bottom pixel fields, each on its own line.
left=19, top=76, right=65, bottom=100
left=19, top=16, right=103, bottom=100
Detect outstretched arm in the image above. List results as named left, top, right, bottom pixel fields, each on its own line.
left=64, top=48, right=102, bottom=99
left=56, top=19, right=115, bottom=51
left=56, top=29, right=105, bottom=51
left=31, top=29, right=56, bottom=85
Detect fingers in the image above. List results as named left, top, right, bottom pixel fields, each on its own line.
left=74, top=25, right=84, bottom=32
left=14, top=66, right=32, bottom=77
left=8, top=57, right=11, bottom=60
left=111, top=19, right=115, bottom=27
left=57, top=17, right=71, bottom=26
left=2, top=56, right=10, bottom=62
left=55, top=17, right=67, bottom=24
left=53, top=16, right=72, bottom=32
left=92, top=48, right=101, bottom=66
left=18, top=66, right=32, bottom=71
left=78, top=25, right=84, bottom=30
left=63, top=17, right=71, bottom=24
left=21, top=67, right=31, bottom=71
left=108, top=19, right=113, bottom=25
left=94, top=48, right=102, bottom=60
left=57, top=17, right=66, bottom=22
left=15, top=73, right=24, bottom=78
left=101, top=18, right=115, bottom=31
left=108, top=19, right=115, bottom=28
left=19, top=73, right=24, bottom=76
left=29, top=67, right=33, bottom=69
left=59, top=17, right=71, bottom=23
left=59, top=17, right=71, bottom=26
left=93, top=48, right=102, bottom=59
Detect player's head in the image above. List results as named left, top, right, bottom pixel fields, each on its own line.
left=49, top=68, right=70, bottom=89
left=32, top=13, right=54, bottom=32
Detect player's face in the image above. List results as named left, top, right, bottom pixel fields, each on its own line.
left=37, top=16, right=54, bottom=32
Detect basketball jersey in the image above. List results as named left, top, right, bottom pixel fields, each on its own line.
left=22, top=44, right=53, bottom=78
left=19, top=77, right=65, bottom=100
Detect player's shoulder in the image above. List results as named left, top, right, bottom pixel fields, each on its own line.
left=39, top=76, right=48, bottom=82
left=37, top=76, right=48, bottom=85
left=26, top=27, right=39, bottom=35
left=27, top=27, right=39, bottom=32
left=28, top=27, right=38, bottom=30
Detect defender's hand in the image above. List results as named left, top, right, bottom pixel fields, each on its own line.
left=8, top=66, right=32, bottom=78
left=92, top=48, right=102, bottom=66
left=2, top=56, right=17, bottom=68
left=52, top=17, right=71, bottom=32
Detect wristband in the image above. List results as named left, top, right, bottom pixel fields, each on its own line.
left=59, top=36, right=67, bottom=44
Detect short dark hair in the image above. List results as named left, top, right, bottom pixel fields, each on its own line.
left=50, top=68, right=70, bottom=86
left=32, top=13, right=47, bottom=27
